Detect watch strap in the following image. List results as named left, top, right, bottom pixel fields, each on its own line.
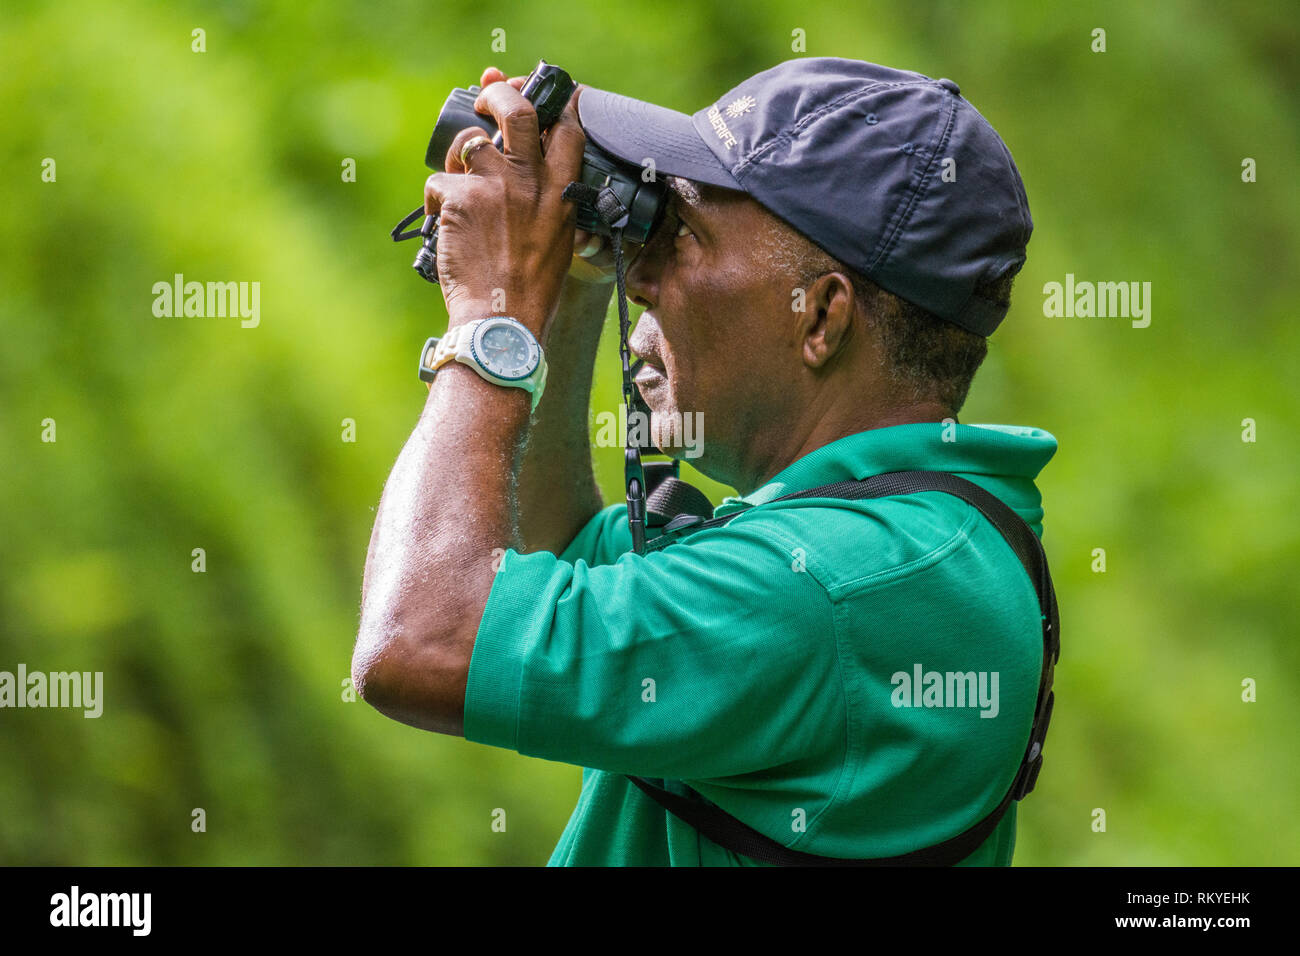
left=433, top=321, right=477, bottom=369
left=416, top=318, right=547, bottom=412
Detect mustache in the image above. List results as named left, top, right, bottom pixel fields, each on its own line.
left=629, top=313, right=665, bottom=371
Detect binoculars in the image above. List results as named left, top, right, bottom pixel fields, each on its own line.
left=391, top=60, right=668, bottom=284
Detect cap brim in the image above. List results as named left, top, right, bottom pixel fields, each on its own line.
left=577, top=87, right=743, bottom=191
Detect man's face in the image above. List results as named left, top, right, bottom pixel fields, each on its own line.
left=625, top=177, right=799, bottom=487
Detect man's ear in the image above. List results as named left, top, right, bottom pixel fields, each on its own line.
left=798, top=272, right=857, bottom=369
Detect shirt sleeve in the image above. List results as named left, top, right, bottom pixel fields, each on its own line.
left=463, top=515, right=845, bottom=783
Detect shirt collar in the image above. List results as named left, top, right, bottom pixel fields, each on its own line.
left=712, top=422, right=1058, bottom=516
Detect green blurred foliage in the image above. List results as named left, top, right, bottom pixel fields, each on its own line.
left=1, top=0, right=1297, bottom=865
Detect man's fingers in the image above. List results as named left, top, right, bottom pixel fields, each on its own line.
left=444, top=125, right=504, bottom=175
left=590, top=234, right=641, bottom=271
left=424, top=172, right=468, bottom=216
left=480, top=67, right=524, bottom=91
left=473, top=80, right=541, bottom=165
left=543, top=96, right=586, bottom=179
left=423, top=173, right=442, bottom=216
left=575, top=229, right=604, bottom=258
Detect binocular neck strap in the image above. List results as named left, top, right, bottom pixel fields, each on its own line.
left=561, top=182, right=648, bottom=555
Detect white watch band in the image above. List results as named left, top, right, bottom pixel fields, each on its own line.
left=420, top=318, right=547, bottom=411
left=429, top=320, right=478, bottom=369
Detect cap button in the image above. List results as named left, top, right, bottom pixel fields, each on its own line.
left=936, top=77, right=961, bottom=95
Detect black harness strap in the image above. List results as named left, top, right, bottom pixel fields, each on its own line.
left=627, top=469, right=1060, bottom=866
left=645, top=472, right=715, bottom=529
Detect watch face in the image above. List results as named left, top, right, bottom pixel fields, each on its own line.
left=472, top=319, right=538, bottom=380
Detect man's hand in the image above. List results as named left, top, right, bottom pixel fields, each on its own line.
left=483, top=68, right=638, bottom=289
left=424, top=69, right=586, bottom=342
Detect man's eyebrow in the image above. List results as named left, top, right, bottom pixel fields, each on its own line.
left=666, top=176, right=705, bottom=211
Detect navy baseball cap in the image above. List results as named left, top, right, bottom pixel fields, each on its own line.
left=578, top=57, right=1032, bottom=337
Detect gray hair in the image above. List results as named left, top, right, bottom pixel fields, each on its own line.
left=749, top=213, right=995, bottom=414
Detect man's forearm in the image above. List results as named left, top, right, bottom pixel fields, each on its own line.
left=354, top=362, right=531, bottom=734
left=516, top=276, right=613, bottom=554
left=353, top=278, right=610, bottom=730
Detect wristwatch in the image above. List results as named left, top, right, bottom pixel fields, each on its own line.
left=418, top=316, right=548, bottom=411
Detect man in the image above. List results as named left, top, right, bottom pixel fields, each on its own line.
left=352, top=57, right=1058, bottom=865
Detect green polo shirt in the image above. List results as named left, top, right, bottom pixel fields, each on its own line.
left=464, top=421, right=1058, bottom=865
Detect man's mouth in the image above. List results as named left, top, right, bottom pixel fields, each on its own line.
left=632, top=337, right=666, bottom=378
left=630, top=314, right=666, bottom=375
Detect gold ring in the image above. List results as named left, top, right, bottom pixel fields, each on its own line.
left=459, top=135, right=492, bottom=168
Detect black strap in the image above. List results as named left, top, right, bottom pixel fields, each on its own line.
left=646, top=474, right=715, bottom=529
left=628, top=469, right=1059, bottom=866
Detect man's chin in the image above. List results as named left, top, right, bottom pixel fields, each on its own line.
left=647, top=407, right=706, bottom=463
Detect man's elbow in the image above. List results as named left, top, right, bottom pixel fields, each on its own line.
left=349, top=628, right=387, bottom=707
left=351, top=613, right=418, bottom=710
left=350, top=612, right=471, bottom=735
